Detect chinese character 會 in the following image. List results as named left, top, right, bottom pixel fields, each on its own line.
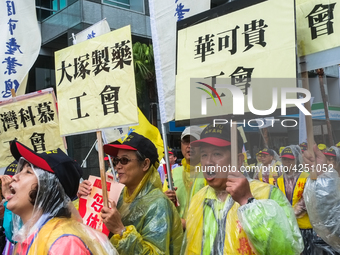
left=306, top=3, right=336, bottom=40
left=229, top=66, right=254, bottom=95
left=30, top=132, right=46, bottom=152
left=99, top=85, right=120, bottom=115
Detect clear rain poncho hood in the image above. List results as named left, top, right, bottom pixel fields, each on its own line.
left=325, top=146, right=340, bottom=169
left=304, top=146, right=340, bottom=252
left=11, top=157, right=117, bottom=255
left=280, top=145, right=303, bottom=171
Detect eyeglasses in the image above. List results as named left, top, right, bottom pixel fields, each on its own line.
left=112, top=157, right=138, bottom=166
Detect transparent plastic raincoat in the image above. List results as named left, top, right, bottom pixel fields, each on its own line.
left=12, top=158, right=117, bottom=255
left=277, top=145, right=311, bottom=227
left=111, top=164, right=183, bottom=255
left=304, top=146, right=340, bottom=252
left=277, top=145, right=314, bottom=255
left=254, top=151, right=282, bottom=185
left=163, top=158, right=207, bottom=219
left=181, top=179, right=304, bottom=255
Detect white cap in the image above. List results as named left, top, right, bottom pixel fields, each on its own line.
left=181, top=126, right=203, bottom=140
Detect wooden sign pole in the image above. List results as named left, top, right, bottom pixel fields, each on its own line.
left=231, top=121, right=238, bottom=171
left=96, top=131, right=109, bottom=207
left=316, top=68, right=334, bottom=146
left=301, top=71, right=317, bottom=180
left=10, top=89, right=16, bottom=98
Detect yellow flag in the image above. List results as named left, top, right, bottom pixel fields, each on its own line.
left=120, top=108, right=164, bottom=162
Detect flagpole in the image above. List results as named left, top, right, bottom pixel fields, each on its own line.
left=161, top=123, right=174, bottom=190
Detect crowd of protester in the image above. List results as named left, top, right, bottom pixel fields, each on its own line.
left=0, top=124, right=339, bottom=254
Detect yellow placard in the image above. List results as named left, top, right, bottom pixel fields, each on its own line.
left=297, top=0, right=340, bottom=56
left=0, top=89, right=64, bottom=168
left=55, top=25, right=138, bottom=136
left=175, top=0, right=297, bottom=121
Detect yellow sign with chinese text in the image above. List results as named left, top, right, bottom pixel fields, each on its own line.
left=297, top=0, right=340, bottom=56
left=0, top=89, right=64, bottom=168
left=175, top=0, right=297, bottom=122
left=55, top=25, right=138, bottom=136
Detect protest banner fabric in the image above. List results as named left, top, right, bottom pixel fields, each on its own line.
left=73, top=19, right=111, bottom=44
left=0, top=0, right=41, bottom=99
left=55, top=25, right=138, bottom=136
left=149, top=0, right=210, bottom=123
left=0, top=89, right=64, bottom=168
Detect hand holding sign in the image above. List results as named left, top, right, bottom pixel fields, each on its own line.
left=101, top=201, right=125, bottom=235
left=77, top=180, right=92, bottom=198
left=303, top=144, right=327, bottom=177
left=226, top=171, right=252, bottom=206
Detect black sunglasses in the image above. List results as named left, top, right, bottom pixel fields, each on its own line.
left=112, top=157, right=138, bottom=166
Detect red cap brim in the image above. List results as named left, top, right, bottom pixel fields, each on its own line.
left=103, top=144, right=137, bottom=157
left=281, top=155, right=295, bottom=159
left=191, top=137, right=231, bottom=147
left=324, top=152, right=336, bottom=157
left=260, top=152, right=269, bottom=155
left=13, top=142, right=54, bottom=173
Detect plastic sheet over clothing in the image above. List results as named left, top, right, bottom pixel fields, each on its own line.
left=304, top=169, right=340, bottom=252
left=163, top=158, right=207, bottom=219
left=181, top=179, right=304, bottom=255
left=111, top=165, right=183, bottom=255
left=11, top=159, right=117, bottom=255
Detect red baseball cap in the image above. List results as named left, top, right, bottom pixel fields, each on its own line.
left=191, top=124, right=243, bottom=148
left=324, top=147, right=336, bottom=157
left=280, top=147, right=295, bottom=159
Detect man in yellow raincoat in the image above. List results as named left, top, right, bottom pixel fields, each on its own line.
left=163, top=126, right=207, bottom=230
left=181, top=124, right=304, bottom=255
left=277, top=145, right=313, bottom=254
left=254, top=148, right=282, bottom=185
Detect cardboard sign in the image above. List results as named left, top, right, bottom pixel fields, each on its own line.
left=78, top=173, right=125, bottom=235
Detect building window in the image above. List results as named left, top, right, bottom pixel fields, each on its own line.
left=36, top=0, right=67, bottom=21
left=103, top=0, right=144, bottom=13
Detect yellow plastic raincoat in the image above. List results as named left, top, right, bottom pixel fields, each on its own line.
left=111, top=165, right=183, bottom=255
left=181, top=179, right=304, bottom=255
left=163, top=158, right=207, bottom=219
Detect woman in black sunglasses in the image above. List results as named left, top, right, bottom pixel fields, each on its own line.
left=78, top=132, right=183, bottom=255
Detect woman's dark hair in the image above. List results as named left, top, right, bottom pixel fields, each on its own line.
left=135, top=150, right=154, bottom=169
left=28, top=168, right=71, bottom=218
left=135, top=150, right=146, bottom=162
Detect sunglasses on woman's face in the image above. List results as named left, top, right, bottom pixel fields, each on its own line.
left=112, top=157, right=138, bottom=166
